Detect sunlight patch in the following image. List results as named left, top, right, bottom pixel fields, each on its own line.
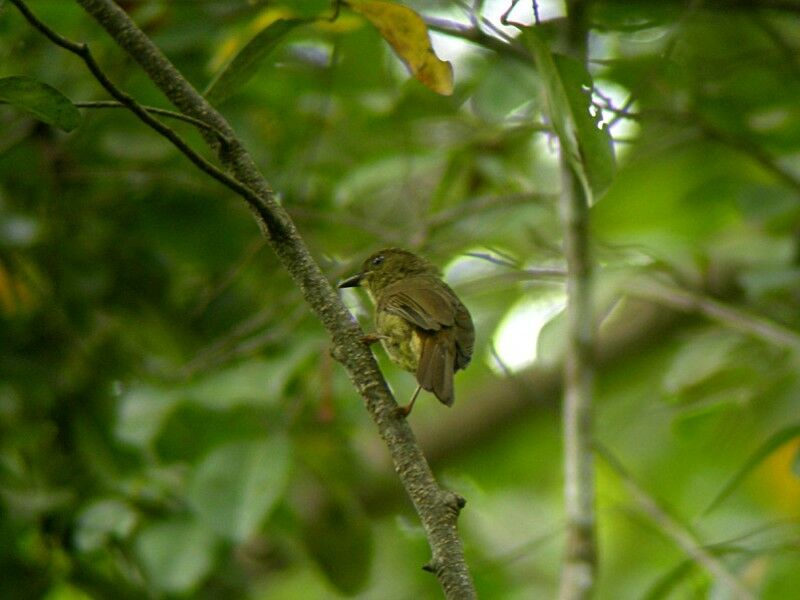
left=490, top=293, right=565, bottom=373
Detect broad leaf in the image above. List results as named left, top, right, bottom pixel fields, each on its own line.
left=0, top=76, right=81, bottom=131
left=662, top=330, right=744, bottom=395
left=347, top=0, right=453, bottom=95
left=704, top=424, right=800, bottom=514
left=205, top=19, right=307, bottom=105
left=134, top=518, right=216, bottom=594
left=75, top=499, right=138, bottom=552
left=641, top=559, right=696, bottom=600
left=188, top=436, right=291, bottom=541
left=522, top=29, right=615, bottom=197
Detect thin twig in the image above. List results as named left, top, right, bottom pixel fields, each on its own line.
left=598, top=103, right=800, bottom=196
left=489, top=341, right=514, bottom=378
left=628, top=280, right=800, bottom=353
left=696, top=117, right=800, bottom=196
left=74, top=100, right=229, bottom=139
left=466, top=251, right=567, bottom=279
left=7, top=0, right=276, bottom=230
left=596, top=444, right=756, bottom=600
left=423, top=15, right=531, bottom=62
left=427, top=192, right=557, bottom=230
left=190, top=237, right=267, bottom=318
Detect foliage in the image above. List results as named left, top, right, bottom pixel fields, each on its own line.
left=1, top=0, right=799, bottom=598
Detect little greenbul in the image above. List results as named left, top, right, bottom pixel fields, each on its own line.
left=339, top=248, right=474, bottom=416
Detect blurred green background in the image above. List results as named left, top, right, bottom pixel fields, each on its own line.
left=1, top=0, right=799, bottom=598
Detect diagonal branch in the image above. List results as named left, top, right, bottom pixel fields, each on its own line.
left=423, top=14, right=531, bottom=62
left=628, top=279, right=800, bottom=353
left=596, top=444, right=756, bottom=600
left=8, top=0, right=476, bottom=597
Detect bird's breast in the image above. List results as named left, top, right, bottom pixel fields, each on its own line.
left=375, top=312, right=421, bottom=373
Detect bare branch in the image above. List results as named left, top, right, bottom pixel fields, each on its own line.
left=423, top=15, right=531, bottom=62
left=74, top=100, right=229, bottom=139
left=628, top=280, right=800, bottom=353
left=596, top=444, right=756, bottom=600
left=466, top=251, right=567, bottom=279
left=598, top=102, right=800, bottom=196
left=558, top=3, right=597, bottom=598
left=427, top=192, right=557, bottom=230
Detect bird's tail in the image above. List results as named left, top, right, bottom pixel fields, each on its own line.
left=417, top=331, right=455, bottom=406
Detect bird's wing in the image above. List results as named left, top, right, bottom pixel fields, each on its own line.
left=377, top=278, right=456, bottom=332
left=453, top=304, right=475, bottom=370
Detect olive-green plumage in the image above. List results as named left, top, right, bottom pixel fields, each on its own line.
left=339, top=248, right=474, bottom=408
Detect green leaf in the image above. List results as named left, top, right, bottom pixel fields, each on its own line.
left=204, top=19, right=307, bottom=105
left=115, top=384, right=179, bottom=448
left=662, top=330, right=744, bottom=395
left=641, top=559, right=696, bottom=600
left=188, top=436, right=291, bottom=541
left=704, top=424, right=800, bottom=514
left=300, top=492, right=373, bottom=595
left=670, top=396, right=743, bottom=440
left=155, top=404, right=271, bottom=463
left=471, top=57, right=540, bottom=122
left=183, top=358, right=285, bottom=408
left=0, top=76, right=81, bottom=132
left=347, top=0, right=454, bottom=95
left=42, top=583, right=94, bottom=600
left=75, top=498, right=138, bottom=552
left=134, top=518, right=217, bottom=594
left=521, top=29, right=615, bottom=197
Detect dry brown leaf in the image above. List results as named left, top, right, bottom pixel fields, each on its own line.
left=347, top=0, right=453, bottom=95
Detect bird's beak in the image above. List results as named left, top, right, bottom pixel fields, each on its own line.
left=338, top=272, right=363, bottom=288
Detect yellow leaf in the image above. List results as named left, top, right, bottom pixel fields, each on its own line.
left=313, top=14, right=363, bottom=34
left=759, top=437, right=800, bottom=517
left=347, top=0, right=453, bottom=96
left=209, top=7, right=297, bottom=73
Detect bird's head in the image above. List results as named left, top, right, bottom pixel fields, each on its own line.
left=338, top=248, right=438, bottom=297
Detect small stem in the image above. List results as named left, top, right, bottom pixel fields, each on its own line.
left=74, top=100, right=228, bottom=139
left=596, top=444, right=756, bottom=600
left=423, top=15, right=531, bottom=62
left=628, top=280, right=800, bottom=352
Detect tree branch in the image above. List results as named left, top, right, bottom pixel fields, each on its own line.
left=558, top=2, right=597, bottom=598
left=596, top=444, right=756, bottom=600
left=598, top=103, right=800, bottom=196
left=628, top=279, right=800, bottom=353
left=423, top=15, right=532, bottom=62
left=9, top=0, right=476, bottom=596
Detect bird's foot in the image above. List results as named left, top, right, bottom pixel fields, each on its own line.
left=361, top=332, right=389, bottom=345
left=396, top=385, right=422, bottom=418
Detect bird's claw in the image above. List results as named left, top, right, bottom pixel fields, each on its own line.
left=361, top=332, right=389, bottom=345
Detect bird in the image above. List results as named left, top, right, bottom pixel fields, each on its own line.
left=338, top=248, right=474, bottom=416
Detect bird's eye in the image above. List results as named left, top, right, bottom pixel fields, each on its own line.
left=371, top=255, right=385, bottom=266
